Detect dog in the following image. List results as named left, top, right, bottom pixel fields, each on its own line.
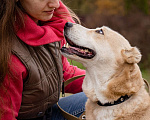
left=61, top=22, right=150, bottom=120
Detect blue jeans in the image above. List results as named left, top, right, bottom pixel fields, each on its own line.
left=51, top=92, right=87, bottom=120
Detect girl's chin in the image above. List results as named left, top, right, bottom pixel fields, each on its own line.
left=34, top=15, right=53, bottom=24
left=30, top=13, right=54, bottom=24
left=40, top=19, right=52, bottom=23
left=41, top=14, right=53, bottom=21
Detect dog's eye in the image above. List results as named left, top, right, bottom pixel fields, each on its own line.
left=95, top=29, right=104, bottom=35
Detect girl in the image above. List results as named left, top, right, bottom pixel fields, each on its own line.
left=0, top=0, right=87, bottom=119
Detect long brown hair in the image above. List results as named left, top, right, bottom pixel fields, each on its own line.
left=0, top=0, right=21, bottom=119
left=0, top=0, right=23, bottom=87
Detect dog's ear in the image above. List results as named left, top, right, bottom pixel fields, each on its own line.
left=121, top=47, right=142, bottom=64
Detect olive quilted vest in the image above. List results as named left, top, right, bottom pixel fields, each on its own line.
left=12, top=38, right=63, bottom=119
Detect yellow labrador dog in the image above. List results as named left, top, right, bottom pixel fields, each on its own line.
left=61, top=22, right=150, bottom=120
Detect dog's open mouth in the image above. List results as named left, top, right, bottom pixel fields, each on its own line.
left=61, top=36, right=96, bottom=59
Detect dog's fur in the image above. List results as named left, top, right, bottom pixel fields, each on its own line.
left=61, top=23, right=150, bottom=120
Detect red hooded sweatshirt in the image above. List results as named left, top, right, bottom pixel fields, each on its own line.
left=0, top=1, right=85, bottom=120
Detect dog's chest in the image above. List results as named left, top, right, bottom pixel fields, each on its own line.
left=93, top=108, right=115, bottom=120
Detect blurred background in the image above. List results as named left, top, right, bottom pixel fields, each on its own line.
left=63, top=0, right=150, bottom=81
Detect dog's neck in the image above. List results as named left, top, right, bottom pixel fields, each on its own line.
left=83, top=63, right=144, bottom=104
left=83, top=64, right=117, bottom=103
left=97, top=94, right=131, bottom=106
left=85, top=63, right=116, bottom=84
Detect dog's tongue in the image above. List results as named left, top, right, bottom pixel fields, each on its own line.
left=61, top=39, right=95, bottom=59
left=69, top=46, right=93, bottom=56
left=61, top=45, right=93, bottom=58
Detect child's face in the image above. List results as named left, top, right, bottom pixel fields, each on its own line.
left=20, top=0, right=60, bottom=24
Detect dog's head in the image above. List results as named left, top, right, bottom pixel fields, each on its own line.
left=61, top=23, right=141, bottom=67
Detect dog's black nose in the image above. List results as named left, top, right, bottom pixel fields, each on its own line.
left=65, top=22, right=73, bottom=28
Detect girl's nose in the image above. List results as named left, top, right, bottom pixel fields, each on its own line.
left=48, top=0, right=60, bottom=9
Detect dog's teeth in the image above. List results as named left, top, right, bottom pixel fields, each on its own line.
left=85, top=49, right=89, bottom=52
left=63, top=44, right=66, bottom=47
left=101, top=103, right=104, bottom=105
left=111, top=101, right=114, bottom=104
left=66, top=43, right=69, bottom=48
left=120, top=98, right=124, bottom=101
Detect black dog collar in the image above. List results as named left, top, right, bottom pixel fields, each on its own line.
left=97, top=95, right=131, bottom=106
